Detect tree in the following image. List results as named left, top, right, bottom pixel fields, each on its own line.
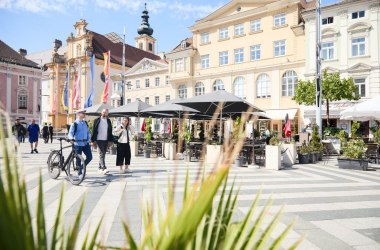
left=293, top=70, right=359, bottom=127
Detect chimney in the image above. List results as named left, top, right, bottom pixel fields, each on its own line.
left=19, top=48, right=27, bottom=57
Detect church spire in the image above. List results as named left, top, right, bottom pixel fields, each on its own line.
left=137, top=3, right=154, bottom=36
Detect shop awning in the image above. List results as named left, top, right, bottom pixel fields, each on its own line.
left=110, top=93, right=121, bottom=100
left=264, top=108, right=298, bottom=120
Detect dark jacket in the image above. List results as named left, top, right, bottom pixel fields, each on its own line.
left=91, top=117, right=113, bottom=142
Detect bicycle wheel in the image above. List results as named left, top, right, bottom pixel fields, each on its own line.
left=47, top=150, right=61, bottom=179
left=66, top=153, right=86, bottom=185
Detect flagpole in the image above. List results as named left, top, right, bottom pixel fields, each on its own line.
left=121, top=27, right=126, bottom=106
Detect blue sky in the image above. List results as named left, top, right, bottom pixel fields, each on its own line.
left=0, top=0, right=338, bottom=55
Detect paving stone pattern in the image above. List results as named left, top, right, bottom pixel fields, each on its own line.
left=4, top=140, right=380, bottom=249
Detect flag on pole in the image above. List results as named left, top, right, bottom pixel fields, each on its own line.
left=168, top=120, right=172, bottom=134
left=72, top=59, right=81, bottom=109
left=141, top=119, right=146, bottom=132
left=283, top=113, right=291, bottom=138
left=52, top=65, right=58, bottom=115
left=85, top=54, right=95, bottom=108
left=101, top=51, right=110, bottom=104
left=62, top=70, right=69, bottom=113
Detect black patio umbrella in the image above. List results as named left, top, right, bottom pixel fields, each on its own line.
left=142, top=98, right=199, bottom=117
left=108, top=100, right=152, bottom=117
left=84, top=103, right=113, bottom=116
left=175, top=90, right=263, bottom=142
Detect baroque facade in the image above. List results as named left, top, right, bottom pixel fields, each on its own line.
left=303, top=0, right=380, bottom=134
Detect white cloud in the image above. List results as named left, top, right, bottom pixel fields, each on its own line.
left=0, top=0, right=221, bottom=20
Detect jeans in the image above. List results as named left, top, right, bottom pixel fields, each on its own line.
left=96, top=140, right=108, bottom=169
left=74, top=144, right=93, bottom=174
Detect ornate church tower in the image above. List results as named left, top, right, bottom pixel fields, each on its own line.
left=135, top=3, right=156, bottom=54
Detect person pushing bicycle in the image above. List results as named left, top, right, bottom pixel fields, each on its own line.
left=68, top=109, right=93, bottom=177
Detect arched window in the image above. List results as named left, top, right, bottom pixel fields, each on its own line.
left=282, top=70, right=298, bottom=96
left=195, top=82, right=205, bottom=96
left=256, top=74, right=271, bottom=98
left=178, top=85, right=187, bottom=99
left=213, top=79, right=224, bottom=91
left=233, top=76, right=246, bottom=99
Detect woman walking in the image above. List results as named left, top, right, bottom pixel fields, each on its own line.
left=113, top=117, right=135, bottom=173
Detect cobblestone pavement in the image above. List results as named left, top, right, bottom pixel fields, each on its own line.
left=4, top=140, right=380, bottom=249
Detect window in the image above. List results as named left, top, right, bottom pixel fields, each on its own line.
left=145, top=97, right=149, bottom=104
left=352, top=10, right=365, bottom=19
left=127, top=99, right=131, bottom=104
left=274, top=13, right=286, bottom=27
left=76, top=45, right=81, bottom=57
left=155, top=77, right=160, bottom=86
left=145, top=79, right=150, bottom=88
left=18, top=76, right=26, bottom=85
left=114, top=82, right=122, bottom=92
left=321, top=42, right=334, bottom=60
left=219, top=27, right=229, bottom=40
left=352, top=37, right=365, bottom=56
left=136, top=80, right=140, bottom=88
left=201, top=54, right=210, bottom=69
left=234, top=48, right=244, bottom=63
left=127, top=81, right=131, bottom=90
left=234, top=23, right=244, bottom=36
left=213, top=80, right=224, bottom=91
left=166, top=75, right=169, bottom=85
left=155, top=96, right=160, bottom=105
left=322, top=17, right=334, bottom=25
left=274, top=40, right=286, bottom=57
left=148, top=43, right=153, bottom=51
left=233, top=76, right=246, bottom=99
left=18, top=93, right=27, bottom=109
left=250, top=45, right=261, bottom=60
left=250, top=19, right=261, bottom=32
left=256, top=74, right=271, bottom=98
left=166, top=95, right=170, bottom=102
left=139, top=43, right=143, bottom=49
left=195, top=82, right=205, bottom=96
left=201, top=32, right=209, bottom=44
left=175, top=58, right=184, bottom=72
left=154, top=119, right=160, bottom=132
left=354, top=78, right=366, bottom=97
left=282, top=71, right=298, bottom=96
left=181, top=41, right=187, bottom=49
left=178, top=85, right=187, bottom=99
left=219, top=51, right=228, bottom=66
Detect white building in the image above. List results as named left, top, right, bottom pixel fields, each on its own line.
left=302, top=0, right=380, bottom=135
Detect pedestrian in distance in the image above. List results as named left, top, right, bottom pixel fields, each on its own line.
left=12, top=119, right=25, bottom=144
left=42, top=123, right=49, bottom=143
left=91, top=109, right=113, bottom=175
left=68, top=110, right=93, bottom=177
left=27, top=119, right=40, bottom=153
left=113, top=117, right=135, bottom=173
left=48, top=123, right=54, bottom=143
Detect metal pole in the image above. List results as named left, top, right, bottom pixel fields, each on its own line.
left=121, top=28, right=126, bottom=106
left=55, top=64, right=59, bottom=129
left=315, top=0, right=323, bottom=137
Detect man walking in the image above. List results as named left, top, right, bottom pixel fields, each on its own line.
left=48, top=123, right=54, bottom=143
left=27, top=119, right=40, bottom=153
left=91, top=109, right=113, bottom=174
left=68, top=110, right=92, bottom=176
left=42, top=123, right=49, bottom=143
left=12, top=119, right=24, bottom=144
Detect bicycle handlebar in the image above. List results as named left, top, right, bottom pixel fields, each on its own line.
left=58, top=137, right=76, bottom=142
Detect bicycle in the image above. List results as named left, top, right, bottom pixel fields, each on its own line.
left=47, top=137, right=86, bottom=185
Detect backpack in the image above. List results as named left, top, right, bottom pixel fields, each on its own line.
left=73, top=121, right=89, bottom=136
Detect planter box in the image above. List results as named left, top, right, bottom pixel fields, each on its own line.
left=234, top=157, right=244, bottom=167
left=265, top=145, right=281, bottom=170
left=338, top=158, right=368, bottom=171
left=206, top=144, right=222, bottom=165
left=282, top=144, right=296, bottom=166
left=129, top=141, right=139, bottom=157
left=164, top=142, right=177, bottom=160
left=309, top=152, right=317, bottom=164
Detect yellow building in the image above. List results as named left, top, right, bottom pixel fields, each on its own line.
left=166, top=0, right=314, bottom=135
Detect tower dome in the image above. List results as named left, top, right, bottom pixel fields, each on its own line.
left=137, top=3, right=154, bottom=36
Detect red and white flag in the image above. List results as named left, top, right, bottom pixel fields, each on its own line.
left=72, top=59, right=81, bottom=109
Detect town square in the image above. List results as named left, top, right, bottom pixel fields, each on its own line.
left=1, top=0, right=380, bottom=249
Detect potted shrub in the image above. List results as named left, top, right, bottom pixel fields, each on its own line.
left=231, top=117, right=244, bottom=167
left=338, top=121, right=368, bottom=170
left=181, top=125, right=192, bottom=162
left=265, top=136, right=281, bottom=170
left=144, top=117, right=153, bottom=158
left=298, top=144, right=309, bottom=164
left=310, top=125, right=323, bottom=161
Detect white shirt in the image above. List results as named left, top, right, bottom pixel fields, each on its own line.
left=113, top=124, right=135, bottom=143
left=97, top=118, right=108, bottom=141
